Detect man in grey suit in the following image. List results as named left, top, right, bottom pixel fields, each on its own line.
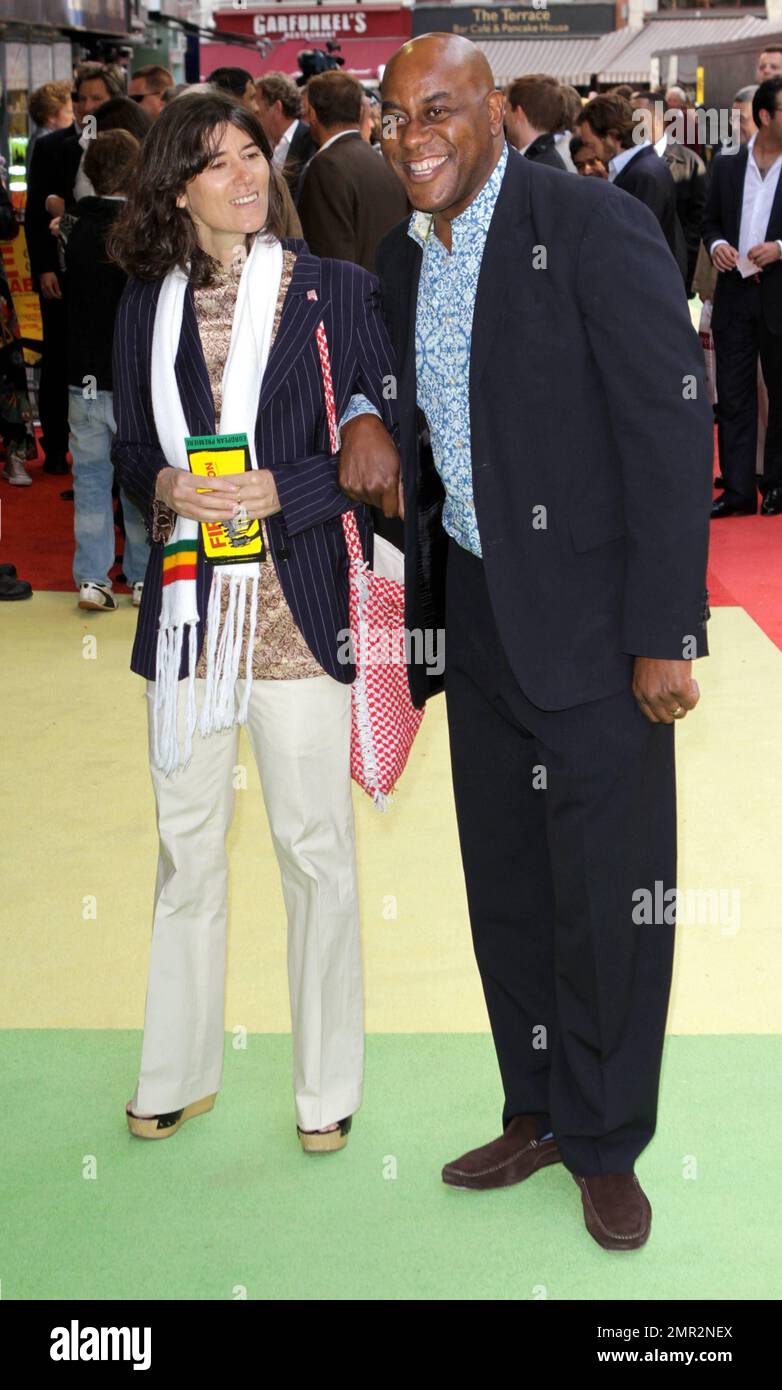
left=297, top=70, right=408, bottom=273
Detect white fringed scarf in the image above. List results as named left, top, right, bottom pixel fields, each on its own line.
left=149, top=233, right=283, bottom=775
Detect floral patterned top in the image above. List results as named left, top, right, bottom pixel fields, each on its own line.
left=407, top=142, right=509, bottom=559
left=152, top=245, right=323, bottom=680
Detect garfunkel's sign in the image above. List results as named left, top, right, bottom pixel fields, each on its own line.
left=411, top=5, right=616, bottom=40
left=214, top=6, right=412, bottom=42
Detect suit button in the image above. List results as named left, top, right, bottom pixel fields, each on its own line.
left=278, top=547, right=290, bottom=562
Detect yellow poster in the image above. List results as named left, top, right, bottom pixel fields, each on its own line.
left=0, top=227, right=43, bottom=345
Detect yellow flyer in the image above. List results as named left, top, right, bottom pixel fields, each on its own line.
left=185, top=432, right=264, bottom=564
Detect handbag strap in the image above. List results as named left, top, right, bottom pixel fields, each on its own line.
left=314, top=318, right=364, bottom=567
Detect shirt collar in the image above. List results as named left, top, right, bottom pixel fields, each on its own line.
left=608, top=140, right=650, bottom=181
left=316, top=128, right=360, bottom=157
left=408, top=141, right=509, bottom=249
left=747, top=131, right=782, bottom=178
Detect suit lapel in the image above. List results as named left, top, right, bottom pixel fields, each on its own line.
left=258, top=246, right=330, bottom=411
left=731, top=146, right=750, bottom=247
left=471, top=151, right=531, bottom=390
left=174, top=286, right=215, bottom=437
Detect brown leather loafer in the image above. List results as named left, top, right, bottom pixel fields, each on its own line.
left=442, top=1115, right=562, bottom=1190
left=574, top=1172, right=652, bottom=1250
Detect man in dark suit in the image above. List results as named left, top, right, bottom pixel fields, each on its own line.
left=254, top=71, right=317, bottom=197
left=505, top=74, right=568, bottom=171
left=25, top=62, right=122, bottom=474
left=577, top=92, right=688, bottom=284
left=632, top=89, right=707, bottom=296
left=703, top=76, right=782, bottom=517
left=339, top=34, right=713, bottom=1252
left=297, top=70, right=408, bottom=273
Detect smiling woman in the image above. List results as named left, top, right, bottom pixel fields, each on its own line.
left=106, top=87, right=401, bottom=1156
left=109, top=91, right=287, bottom=286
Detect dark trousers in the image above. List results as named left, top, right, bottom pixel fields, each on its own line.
left=443, top=539, right=677, bottom=1176
left=37, top=291, right=69, bottom=464
left=712, top=277, right=782, bottom=506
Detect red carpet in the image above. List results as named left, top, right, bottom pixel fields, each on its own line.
left=0, top=438, right=131, bottom=593
left=3, top=428, right=782, bottom=649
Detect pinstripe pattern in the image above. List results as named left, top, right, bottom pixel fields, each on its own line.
left=111, top=238, right=399, bottom=683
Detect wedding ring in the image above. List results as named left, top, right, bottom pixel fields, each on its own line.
left=672, top=706, right=685, bottom=718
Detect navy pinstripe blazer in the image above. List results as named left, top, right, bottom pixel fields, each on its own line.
left=111, top=239, right=398, bottom=683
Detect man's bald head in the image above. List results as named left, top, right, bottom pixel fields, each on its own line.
left=383, top=32, right=495, bottom=98
left=380, top=32, right=505, bottom=227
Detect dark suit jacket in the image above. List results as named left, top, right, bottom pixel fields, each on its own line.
left=663, top=141, right=706, bottom=294
left=24, top=125, right=81, bottom=284
left=284, top=119, right=317, bottom=198
left=614, top=143, right=688, bottom=284
left=112, top=240, right=398, bottom=684
left=703, top=144, right=782, bottom=333
left=523, top=132, right=567, bottom=172
left=375, top=147, right=712, bottom=710
left=298, top=131, right=409, bottom=273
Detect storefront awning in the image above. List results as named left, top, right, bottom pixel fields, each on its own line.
left=475, top=28, right=636, bottom=87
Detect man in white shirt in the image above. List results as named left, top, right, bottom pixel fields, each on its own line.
left=703, top=77, right=782, bottom=516
left=254, top=72, right=316, bottom=195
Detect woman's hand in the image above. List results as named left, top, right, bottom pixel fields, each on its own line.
left=154, top=465, right=240, bottom=521
left=221, top=469, right=281, bottom=520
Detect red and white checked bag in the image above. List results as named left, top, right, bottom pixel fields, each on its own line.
left=315, top=318, right=424, bottom=809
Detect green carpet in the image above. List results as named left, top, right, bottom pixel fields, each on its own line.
left=1, top=1032, right=778, bottom=1301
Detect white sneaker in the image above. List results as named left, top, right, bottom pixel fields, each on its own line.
left=2, top=451, right=32, bottom=486
left=78, top=581, right=117, bottom=611
left=131, top=581, right=144, bottom=608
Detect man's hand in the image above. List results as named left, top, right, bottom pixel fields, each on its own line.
left=632, top=657, right=700, bottom=725
left=748, top=240, right=782, bottom=269
left=220, top=469, right=281, bottom=520
left=45, top=195, right=65, bottom=218
left=154, top=466, right=240, bottom=522
left=338, top=413, right=401, bottom=518
left=711, top=243, right=738, bottom=272
left=39, top=271, right=62, bottom=300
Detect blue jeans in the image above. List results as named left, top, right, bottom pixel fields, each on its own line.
left=69, top=387, right=149, bottom=588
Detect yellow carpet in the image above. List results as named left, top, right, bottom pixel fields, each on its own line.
left=2, top=593, right=778, bottom=1033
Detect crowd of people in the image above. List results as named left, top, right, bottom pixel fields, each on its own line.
left=0, top=34, right=778, bottom=1252
left=1, top=47, right=779, bottom=601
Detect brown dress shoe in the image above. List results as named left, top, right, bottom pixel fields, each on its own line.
left=574, top=1172, right=652, bottom=1250
left=442, top=1115, right=562, bottom=1190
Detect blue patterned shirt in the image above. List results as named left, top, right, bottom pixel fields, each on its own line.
left=340, top=145, right=508, bottom=555
left=408, top=144, right=508, bottom=556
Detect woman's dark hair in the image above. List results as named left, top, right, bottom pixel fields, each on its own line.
left=94, top=95, right=152, bottom=141
left=107, top=90, right=285, bottom=285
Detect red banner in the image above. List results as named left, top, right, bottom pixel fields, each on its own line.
left=213, top=5, right=411, bottom=41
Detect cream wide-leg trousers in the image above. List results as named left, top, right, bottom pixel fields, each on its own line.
left=129, top=673, right=364, bottom=1132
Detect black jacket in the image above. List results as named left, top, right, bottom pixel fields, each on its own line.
left=524, top=132, right=567, bottom=172
left=24, top=125, right=81, bottom=284
left=703, top=144, right=782, bottom=332
left=613, top=143, right=688, bottom=284
left=284, top=119, right=317, bottom=199
left=375, top=147, right=712, bottom=710
left=63, top=197, right=126, bottom=391
left=663, top=141, right=706, bottom=295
